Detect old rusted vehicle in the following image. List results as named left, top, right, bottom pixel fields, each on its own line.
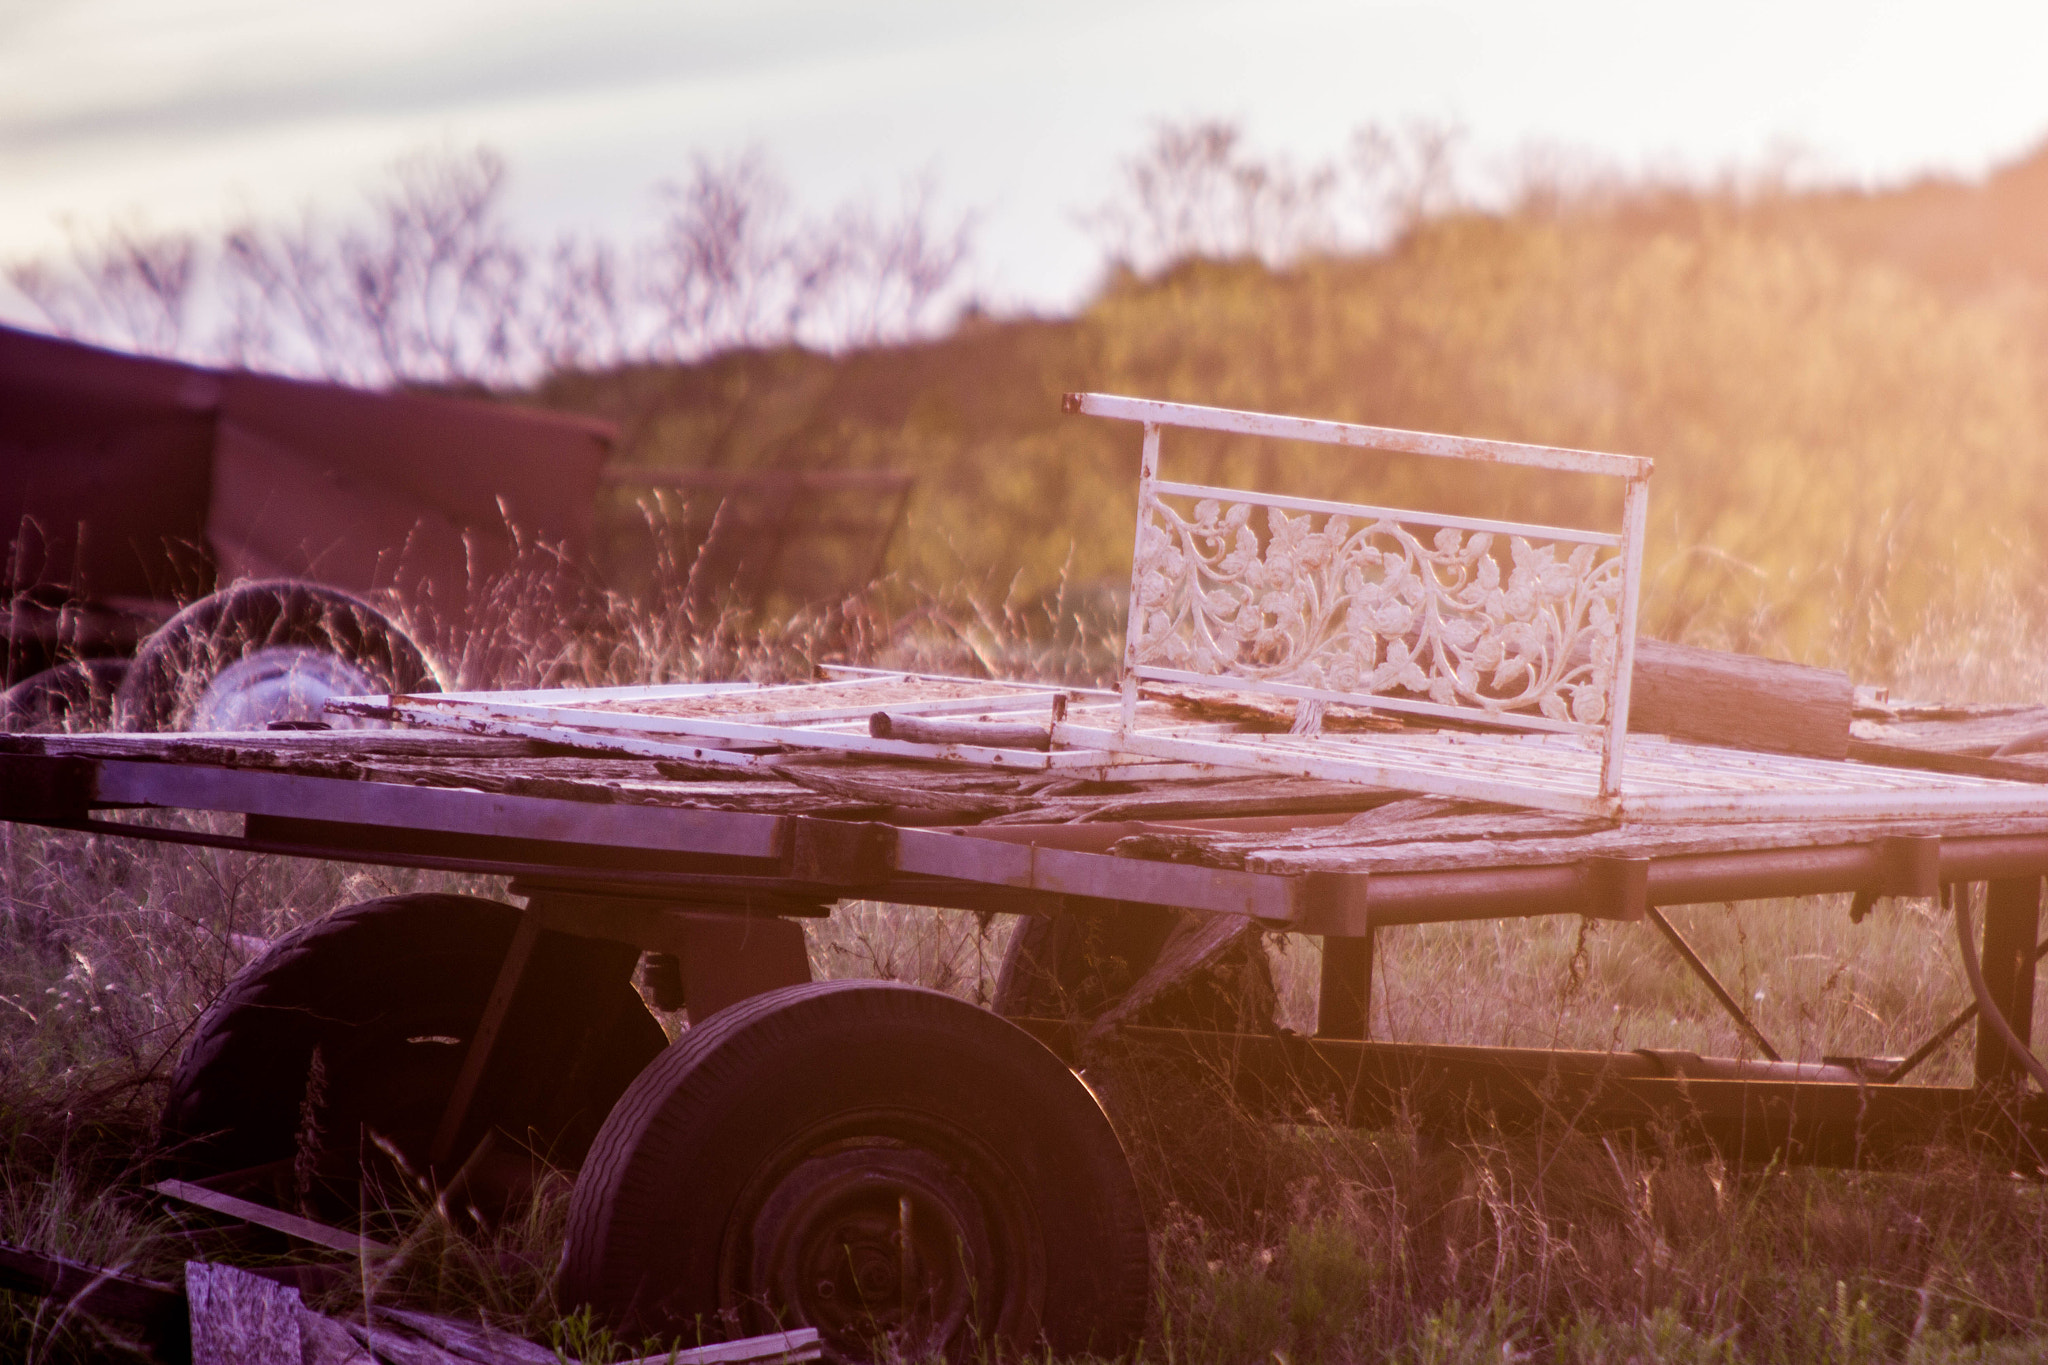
left=5, top=394, right=2048, bottom=1361
left=0, top=323, right=615, bottom=730
left=3, top=325, right=912, bottom=735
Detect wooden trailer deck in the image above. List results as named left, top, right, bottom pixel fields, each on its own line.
left=7, top=688, right=2048, bottom=923
left=6, top=683, right=2048, bottom=1169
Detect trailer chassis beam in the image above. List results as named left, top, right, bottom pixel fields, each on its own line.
left=1021, top=1022, right=2048, bottom=1169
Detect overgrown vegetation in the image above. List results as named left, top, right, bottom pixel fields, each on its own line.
left=11, top=123, right=2048, bottom=1360
left=542, top=182, right=2048, bottom=681
left=11, top=805, right=2048, bottom=1361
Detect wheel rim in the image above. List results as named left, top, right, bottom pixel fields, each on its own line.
left=186, top=645, right=385, bottom=730
left=724, top=1120, right=1041, bottom=1362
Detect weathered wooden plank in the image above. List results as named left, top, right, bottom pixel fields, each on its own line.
left=422, top=680, right=759, bottom=706
left=1628, top=638, right=1853, bottom=759
left=373, top=1307, right=561, bottom=1364
left=347, top=1305, right=822, bottom=1364
left=92, top=761, right=786, bottom=859
left=2, top=732, right=808, bottom=800
left=344, top=1319, right=463, bottom=1365
left=1846, top=738, right=2048, bottom=784
left=532, top=676, right=1066, bottom=722
left=620, top=1327, right=823, bottom=1364
left=384, top=693, right=1080, bottom=771
left=1245, top=812, right=2048, bottom=875
left=1140, top=682, right=1404, bottom=734
left=0, top=1237, right=809, bottom=1365
left=303, top=1309, right=376, bottom=1365
left=772, top=764, right=1031, bottom=816
left=341, top=764, right=819, bottom=809
left=1062, top=722, right=1613, bottom=817
left=1078, top=783, right=1410, bottom=824
left=893, top=828, right=1298, bottom=921
left=378, top=705, right=798, bottom=769
left=1110, top=801, right=1606, bottom=868
left=969, top=778, right=1408, bottom=827
left=869, top=711, right=1054, bottom=750
left=1851, top=705, right=2048, bottom=753
left=155, top=1180, right=394, bottom=1256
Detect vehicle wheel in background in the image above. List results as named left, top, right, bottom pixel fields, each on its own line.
left=161, top=894, right=667, bottom=1213
left=0, top=657, right=129, bottom=733
left=115, top=579, right=437, bottom=732
left=560, top=980, right=1149, bottom=1363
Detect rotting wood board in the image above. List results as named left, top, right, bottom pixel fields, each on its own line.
left=1627, top=637, right=1853, bottom=759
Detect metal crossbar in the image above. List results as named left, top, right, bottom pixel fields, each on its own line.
left=1067, top=392, right=1654, bottom=799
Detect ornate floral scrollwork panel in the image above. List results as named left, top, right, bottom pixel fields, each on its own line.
left=1131, top=491, right=1624, bottom=726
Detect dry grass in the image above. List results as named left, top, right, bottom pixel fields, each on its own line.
left=9, top=810, right=2047, bottom=1362
left=6, top=566, right=2048, bottom=1361
left=1265, top=895, right=1978, bottom=1081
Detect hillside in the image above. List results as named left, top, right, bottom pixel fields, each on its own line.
left=532, top=144, right=2048, bottom=685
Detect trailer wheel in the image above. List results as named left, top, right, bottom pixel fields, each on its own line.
left=0, top=657, right=128, bottom=733
left=560, top=981, right=1149, bottom=1363
left=116, top=579, right=437, bottom=732
left=162, top=894, right=665, bottom=1205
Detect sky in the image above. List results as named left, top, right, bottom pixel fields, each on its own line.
left=5, top=0, right=2048, bottom=324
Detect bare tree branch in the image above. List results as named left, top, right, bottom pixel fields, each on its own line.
left=1350, top=121, right=1467, bottom=243
left=1083, top=120, right=1339, bottom=276
left=5, top=143, right=975, bottom=383
left=7, top=217, right=200, bottom=355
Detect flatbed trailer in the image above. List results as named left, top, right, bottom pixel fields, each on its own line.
left=8, top=395, right=2048, bottom=1361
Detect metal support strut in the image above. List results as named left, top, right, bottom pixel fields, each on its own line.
left=430, top=910, right=542, bottom=1166
left=1316, top=933, right=1375, bottom=1040
left=1644, top=906, right=1782, bottom=1062
left=1973, top=878, right=2043, bottom=1087
left=1954, top=881, right=2048, bottom=1095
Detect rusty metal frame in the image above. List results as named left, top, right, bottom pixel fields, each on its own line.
left=13, top=739, right=2048, bottom=1171
left=1015, top=1021, right=2048, bottom=1169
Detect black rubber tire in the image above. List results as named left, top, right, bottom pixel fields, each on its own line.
left=0, top=657, right=128, bottom=733
left=161, top=894, right=666, bottom=1194
left=993, top=902, right=1277, bottom=1032
left=116, top=579, right=437, bottom=732
left=560, top=981, right=1149, bottom=1362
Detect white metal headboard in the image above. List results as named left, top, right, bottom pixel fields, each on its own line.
left=1065, top=392, right=1654, bottom=799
